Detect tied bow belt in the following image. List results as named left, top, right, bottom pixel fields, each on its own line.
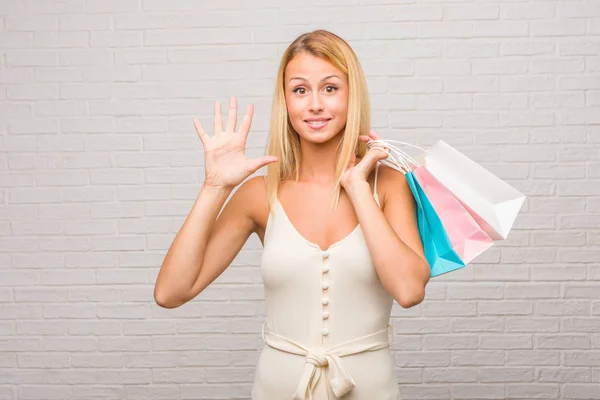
left=261, top=323, right=395, bottom=400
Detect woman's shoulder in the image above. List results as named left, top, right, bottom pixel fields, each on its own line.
left=373, top=163, right=411, bottom=208
left=237, top=175, right=270, bottom=231
left=237, top=175, right=269, bottom=206
left=377, top=163, right=407, bottom=183
left=241, top=174, right=268, bottom=190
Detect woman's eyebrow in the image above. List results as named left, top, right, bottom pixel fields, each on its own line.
left=288, top=74, right=342, bottom=83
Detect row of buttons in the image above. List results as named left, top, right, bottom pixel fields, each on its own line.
left=321, top=251, right=329, bottom=337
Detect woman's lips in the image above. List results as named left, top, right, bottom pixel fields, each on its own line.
left=305, top=119, right=330, bottom=130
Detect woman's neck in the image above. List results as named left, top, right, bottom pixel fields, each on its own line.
left=296, top=136, right=342, bottom=184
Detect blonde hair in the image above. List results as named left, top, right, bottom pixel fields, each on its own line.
left=264, top=29, right=371, bottom=211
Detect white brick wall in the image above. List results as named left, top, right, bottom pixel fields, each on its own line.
left=0, top=0, right=599, bottom=399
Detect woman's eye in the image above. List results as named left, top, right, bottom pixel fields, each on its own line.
left=325, top=85, right=338, bottom=93
left=293, top=87, right=306, bottom=94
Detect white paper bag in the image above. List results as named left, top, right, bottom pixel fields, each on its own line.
left=423, top=140, right=526, bottom=240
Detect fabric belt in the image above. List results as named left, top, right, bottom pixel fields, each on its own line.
left=261, top=322, right=395, bottom=400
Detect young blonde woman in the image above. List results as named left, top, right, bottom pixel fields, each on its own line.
left=154, top=30, right=430, bottom=400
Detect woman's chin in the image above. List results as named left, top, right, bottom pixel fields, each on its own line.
left=298, top=130, right=343, bottom=145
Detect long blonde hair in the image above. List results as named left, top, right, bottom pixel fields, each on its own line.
left=265, top=29, right=371, bottom=211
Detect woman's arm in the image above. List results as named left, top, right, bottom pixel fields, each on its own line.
left=155, top=97, right=277, bottom=308
left=345, top=167, right=430, bottom=308
left=153, top=179, right=257, bottom=308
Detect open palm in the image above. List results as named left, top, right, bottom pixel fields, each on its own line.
left=194, top=97, right=278, bottom=189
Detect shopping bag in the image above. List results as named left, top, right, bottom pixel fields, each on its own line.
left=413, top=166, right=494, bottom=264
left=404, top=171, right=466, bottom=277
left=423, top=141, right=526, bottom=240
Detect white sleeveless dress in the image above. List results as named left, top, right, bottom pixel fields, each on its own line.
left=252, top=166, right=400, bottom=400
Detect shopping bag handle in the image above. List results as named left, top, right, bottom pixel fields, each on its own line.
left=367, top=140, right=424, bottom=166
left=367, top=139, right=424, bottom=172
left=368, top=139, right=427, bottom=153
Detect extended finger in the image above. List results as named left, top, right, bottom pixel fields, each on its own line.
left=193, top=118, right=210, bottom=145
left=214, top=101, right=223, bottom=134
left=246, top=155, right=279, bottom=174
left=226, top=96, right=237, bottom=133
left=238, top=104, right=254, bottom=139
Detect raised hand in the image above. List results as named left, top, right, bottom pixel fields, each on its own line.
left=194, top=96, right=278, bottom=189
left=340, top=130, right=389, bottom=190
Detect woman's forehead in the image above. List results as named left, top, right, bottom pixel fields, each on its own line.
left=285, top=54, right=345, bottom=81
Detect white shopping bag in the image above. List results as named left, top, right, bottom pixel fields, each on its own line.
left=423, top=140, right=526, bottom=240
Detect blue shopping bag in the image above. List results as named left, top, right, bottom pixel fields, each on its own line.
left=405, top=172, right=465, bottom=277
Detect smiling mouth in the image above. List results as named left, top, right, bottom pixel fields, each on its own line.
left=305, top=119, right=331, bottom=130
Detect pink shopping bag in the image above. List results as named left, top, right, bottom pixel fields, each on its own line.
left=413, top=166, right=494, bottom=265
left=423, top=140, right=526, bottom=240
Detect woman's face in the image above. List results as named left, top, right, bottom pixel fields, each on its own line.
left=284, top=53, right=349, bottom=144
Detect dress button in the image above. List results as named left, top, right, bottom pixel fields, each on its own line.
left=322, top=298, right=329, bottom=305
left=322, top=282, right=329, bottom=290
left=322, top=311, right=329, bottom=319
left=322, top=266, right=330, bottom=273
left=322, top=328, right=329, bottom=336
left=322, top=251, right=330, bottom=259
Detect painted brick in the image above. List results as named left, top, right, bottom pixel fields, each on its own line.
left=1, top=1, right=598, bottom=399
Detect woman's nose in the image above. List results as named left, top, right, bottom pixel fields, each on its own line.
left=308, top=93, right=324, bottom=112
